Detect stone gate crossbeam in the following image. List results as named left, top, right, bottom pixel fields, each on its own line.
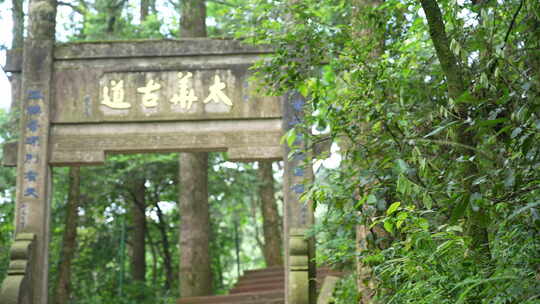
left=4, top=39, right=283, bottom=164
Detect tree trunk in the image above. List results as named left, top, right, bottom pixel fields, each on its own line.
left=180, top=0, right=206, bottom=38
left=178, top=0, right=212, bottom=297
left=140, top=0, right=149, bottom=21
left=9, top=0, right=24, bottom=125
left=155, top=202, right=174, bottom=290
left=146, top=231, right=159, bottom=287
left=258, top=161, right=283, bottom=267
left=129, top=178, right=147, bottom=283
left=11, top=0, right=24, bottom=49
left=179, top=152, right=213, bottom=297
left=53, top=166, right=81, bottom=304
left=420, top=0, right=490, bottom=257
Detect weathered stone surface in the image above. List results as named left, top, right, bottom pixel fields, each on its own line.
left=5, top=39, right=272, bottom=73
left=289, top=271, right=309, bottom=304
left=50, top=40, right=279, bottom=124
left=2, top=119, right=284, bottom=165
left=2, top=141, right=18, bottom=167
left=47, top=119, right=282, bottom=164
left=228, top=147, right=282, bottom=162
left=289, top=229, right=309, bottom=304
left=54, top=39, right=271, bottom=59
left=53, top=65, right=280, bottom=123
left=13, top=2, right=56, bottom=304
left=316, top=276, right=339, bottom=304
left=51, top=40, right=280, bottom=124
left=0, top=276, right=26, bottom=304
left=4, top=49, right=23, bottom=73
left=283, top=92, right=316, bottom=304
left=7, top=261, right=28, bottom=275
left=0, top=233, right=36, bottom=304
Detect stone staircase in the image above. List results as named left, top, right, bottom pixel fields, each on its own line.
left=177, top=267, right=342, bottom=304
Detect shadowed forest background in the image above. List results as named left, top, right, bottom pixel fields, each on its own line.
left=1, top=0, right=540, bottom=303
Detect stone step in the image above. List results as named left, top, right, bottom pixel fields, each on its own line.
left=177, top=291, right=284, bottom=304
left=242, top=266, right=283, bottom=275
left=235, top=269, right=341, bottom=287
left=241, top=267, right=340, bottom=278
left=234, top=276, right=284, bottom=286
left=230, top=281, right=284, bottom=294
left=240, top=269, right=284, bottom=279
left=177, top=267, right=342, bottom=304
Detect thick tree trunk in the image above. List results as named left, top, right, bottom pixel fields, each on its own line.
left=179, top=152, right=213, bottom=297
left=258, top=161, right=283, bottom=267
left=53, top=166, right=81, bottom=304
left=129, top=178, right=147, bottom=283
left=180, top=0, right=206, bottom=38
left=178, top=0, right=212, bottom=297
left=140, top=0, right=149, bottom=21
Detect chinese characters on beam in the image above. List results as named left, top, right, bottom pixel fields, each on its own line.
left=101, top=72, right=233, bottom=110
left=171, top=72, right=197, bottom=110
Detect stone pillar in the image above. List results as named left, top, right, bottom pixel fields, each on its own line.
left=282, top=92, right=315, bottom=304
left=13, top=1, right=57, bottom=303
left=289, top=228, right=309, bottom=304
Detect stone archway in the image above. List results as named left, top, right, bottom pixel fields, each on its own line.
left=0, top=2, right=314, bottom=303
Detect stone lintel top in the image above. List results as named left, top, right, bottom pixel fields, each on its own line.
left=4, top=39, right=273, bottom=72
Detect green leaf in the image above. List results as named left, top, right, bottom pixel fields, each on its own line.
left=477, top=118, right=508, bottom=127
left=450, top=196, right=468, bottom=223
left=383, top=220, right=394, bottom=234
left=386, top=202, right=401, bottom=216
left=395, top=159, right=409, bottom=174
left=283, top=129, right=297, bottom=147
left=418, top=218, right=429, bottom=231
left=423, top=121, right=458, bottom=138
left=366, top=194, right=378, bottom=205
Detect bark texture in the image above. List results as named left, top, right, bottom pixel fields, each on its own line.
left=180, top=0, right=207, bottom=38
left=178, top=0, right=212, bottom=297
left=179, top=152, right=213, bottom=297
left=53, top=167, right=81, bottom=304
left=419, top=0, right=465, bottom=100
left=8, top=0, right=24, bottom=128
left=140, top=0, right=149, bottom=21
left=258, top=161, right=283, bottom=267
left=11, top=0, right=24, bottom=49
left=155, top=201, right=174, bottom=290
left=129, top=177, right=147, bottom=283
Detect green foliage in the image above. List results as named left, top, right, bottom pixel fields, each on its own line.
left=332, top=274, right=359, bottom=304
left=0, top=109, right=16, bottom=284
left=240, top=0, right=540, bottom=302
